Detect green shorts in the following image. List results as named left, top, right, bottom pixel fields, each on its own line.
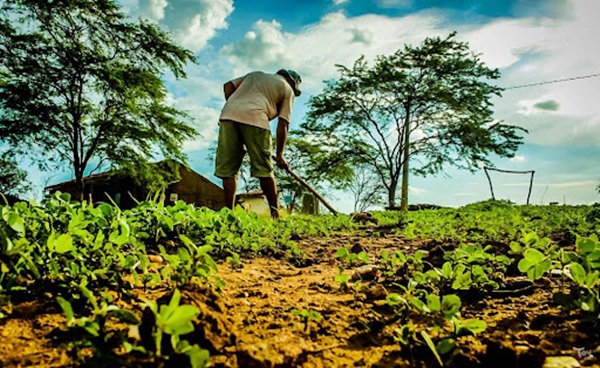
left=214, top=120, right=273, bottom=178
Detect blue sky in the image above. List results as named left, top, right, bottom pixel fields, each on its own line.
left=35, top=0, right=600, bottom=212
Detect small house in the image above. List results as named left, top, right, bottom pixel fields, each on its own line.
left=45, top=161, right=225, bottom=210
left=237, top=191, right=271, bottom=217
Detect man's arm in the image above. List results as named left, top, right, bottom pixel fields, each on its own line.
left=275, top=118, right=289, bottom=170
left=223, top=81, right=236, bottom=100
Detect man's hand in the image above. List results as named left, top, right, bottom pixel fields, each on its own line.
left=274, top=155, right=289, bottom=170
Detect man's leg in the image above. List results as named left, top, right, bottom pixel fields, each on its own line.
left=259, top=176, right=279, bottom=218
left=215, top=120, right=245, bottom=209
left=222, top=177, right=237, bottom=209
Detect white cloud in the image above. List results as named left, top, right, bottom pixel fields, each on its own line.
left=333, top=0, right=349, bottom=5
left=409, top=185, right=428, bottom=195
left=462, top=0, right=600, bottom=148
left=138, top=0, right=167, bottom=21
left=122, top=0, right=234, bottom=52
left=220, top=11, right=448, bottom=93
left=510, top=155, right=526, bottom=162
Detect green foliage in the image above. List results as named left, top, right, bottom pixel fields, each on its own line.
left=0, top=0, right=197, bottom=199
left=554, top=235, right=600, bottom=315
left=291, top=308, right=322, bottom=332
left=303, top=32, right=526, bottom=207
left=0, top=154, right=31, bottom=197
left=143, top=289, right=209, bottom=367
left=276, top=136, right=355, bottom=212
left=390, top=291, right=487, bottom=366
left=372, top=204, right=598, bottom=243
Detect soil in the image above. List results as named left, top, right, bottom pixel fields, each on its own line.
left=1, top=227, right=599, bottom=368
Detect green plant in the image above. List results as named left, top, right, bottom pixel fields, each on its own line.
left=554, top=235, right=600, bottom=316
left=337, top=246, right=370, bottom=266
left=392, top=293, right=486, bottom=366
left=291, top=308, right=322, bottom=332
left=142, top=289, right=209, bottom=368
left=518, top=248, right=553, bottom=281
left=56, top=279, right=139, bottom=361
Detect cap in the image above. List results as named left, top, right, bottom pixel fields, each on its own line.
left=276, top=69, right=302, bottom=97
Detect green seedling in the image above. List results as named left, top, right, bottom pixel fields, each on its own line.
left=143, top=289, right=209, bottom=368
left=291, top=308, right=322, bottom=332
left=518, top=248, right=552, bottom=281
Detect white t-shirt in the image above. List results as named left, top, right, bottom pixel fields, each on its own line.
left=219, top=71, right=294, bottom=130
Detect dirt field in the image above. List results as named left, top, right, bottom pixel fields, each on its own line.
left=1, top=229, right=599, bottom=367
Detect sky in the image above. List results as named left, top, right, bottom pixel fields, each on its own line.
left=36, top=0, right=600, bottom=212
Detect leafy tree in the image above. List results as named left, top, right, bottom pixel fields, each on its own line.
left=303, top=33, right=526, bottom=209
left=276, top=134, right=354, bottom=213
left=0, top=153, right=31, bottom=197
left=0, top=0, right=197, bottom=200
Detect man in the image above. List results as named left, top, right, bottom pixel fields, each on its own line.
left=214, top=69, right=302, bottom=218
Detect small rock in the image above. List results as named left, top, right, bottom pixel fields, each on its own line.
left=351, top=265, right=380, bottom=281
left=542, top=356, right=581, bottom=368
left=127, top=325, right=141, bottom=342
left=147, top=255, right=164, bottom=264
left=365, top=284, right=388, bottom=300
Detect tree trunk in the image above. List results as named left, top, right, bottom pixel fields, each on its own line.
left=400, top=118, right=410, bottom=211
left=387, top=178, right=398, bottom=209
left=74, top=175, right=84, bottom=201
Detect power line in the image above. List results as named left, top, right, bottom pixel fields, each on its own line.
left=503, top=73, right=600, bottom=90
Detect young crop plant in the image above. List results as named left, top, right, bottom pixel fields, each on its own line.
left=390, top=292, right=487, bottom=366
left=140, top=289, right=209, bottom=368
left=377, top=250, right=427, bottom=286
left=554, top=235, right=600, bottom=317
left=158, top=234, right=221, bottom=288
left=431, top=244, right=512, bottom=292
left=56, top=280, right=140, bottom=363
left=291, top=308, right=322, bottom=333
left=337, top=246, right=370, bottom=267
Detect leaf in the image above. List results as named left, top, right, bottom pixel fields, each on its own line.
left=108, top=309, right=140, bottom=324
left=568, top=262, right=587, bottom=285
left=56, top=297, right=74, bottom=323
left=441, top=262, right=453, bottom=278
left=523, top=248, right=545, bottom=263
left=585, top=271, right=599, bottom=289
left=441, top=294, right=461, bottom=319
left=337, top=247, right=349, bottom=259
left=427, top=294, right=441, bottom=312
left=186, top=344, right=210, bottom=368
left=527, top=260, right=550, bottom=281
left=517, top=258, right=534, bottom=273
left=421, top=331, right=443, bottom=367
left=577, top=237, right=596, bottom=254
left=54, top=234, right=74, bottom=254
left=509, top=241, right=521, bottom=253
left=458, top=318, right=487, bottom=335
left=164, top=305, right=200, bottom=335
left=7, top=213, right=24, bottom=234
left=436, top=338, right=456, bottom=355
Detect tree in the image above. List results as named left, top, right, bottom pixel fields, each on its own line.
left=348, top=163, right=385, bottom=212
left=0, top=0, right=197, bottom=200
left=0, top=153, right=31, bottom=197
left=303, top=33, right=526, bottom=209
left=275, top=134, right=354, bottom=213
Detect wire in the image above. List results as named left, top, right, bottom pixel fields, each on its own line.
left=503, top=73, right=600, bottom=90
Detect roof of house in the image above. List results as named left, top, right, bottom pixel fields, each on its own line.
left=44, top=160, right=221, bottom=191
